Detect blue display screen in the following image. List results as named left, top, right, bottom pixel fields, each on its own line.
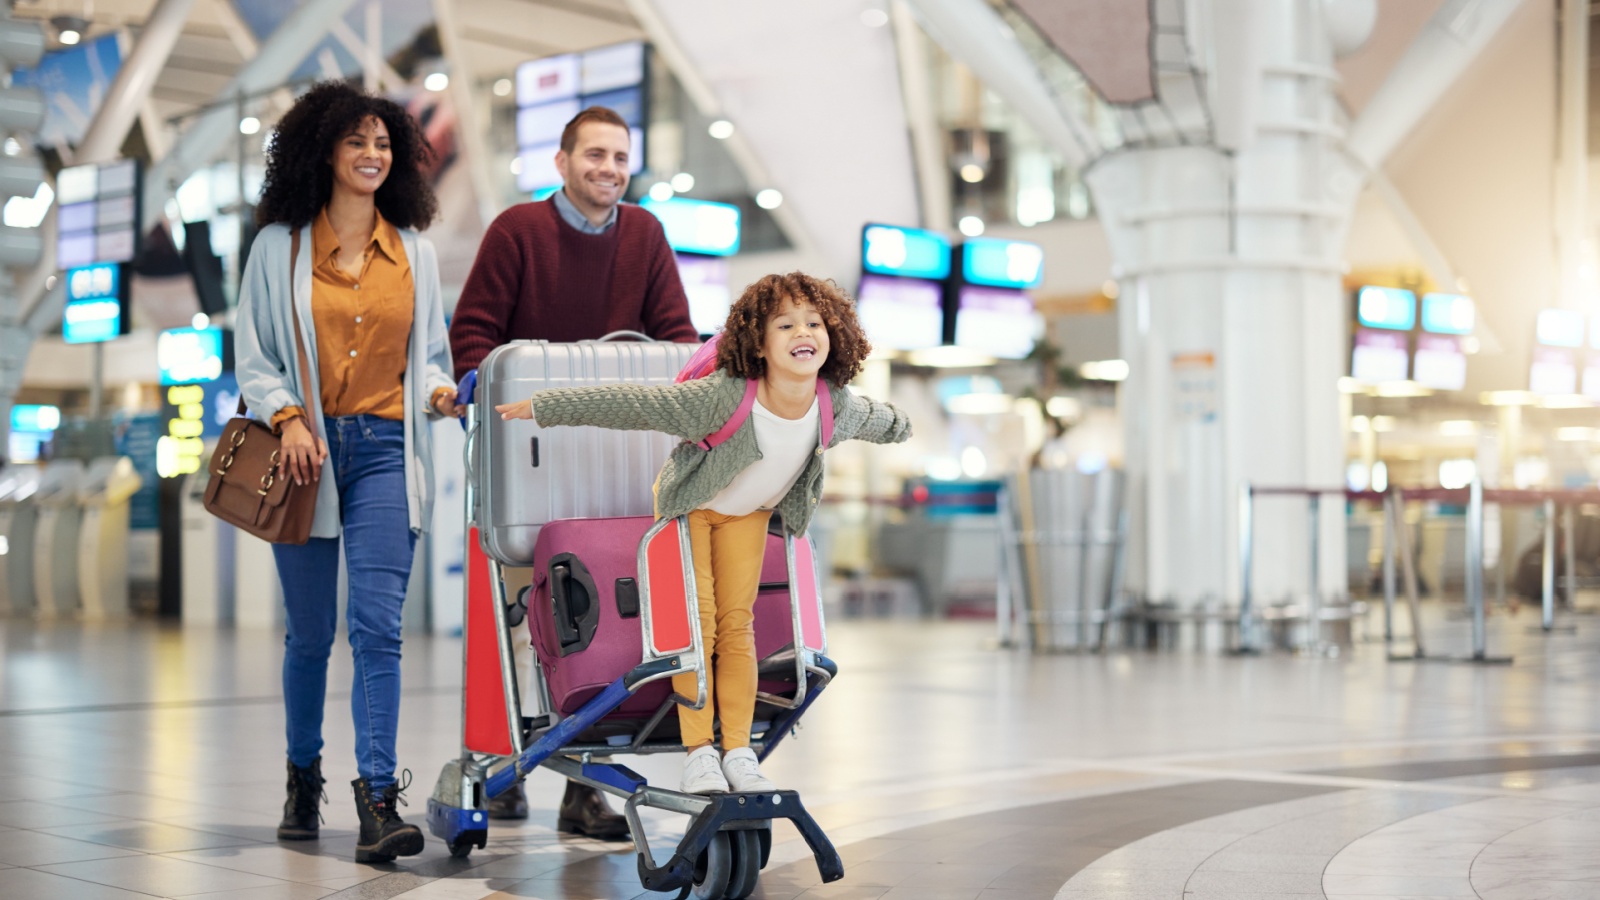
left=157, top=327, right=226, bottom=385
left=1537, top=309, right=1585, bottom=348
left=962, top=237, right=1043, bottom=289
left=11, top=404, right=60, bottom=433
left=1420, top=293, right=1475, bottom=335
left=641, top=197, right=740, bottom=257
left=65, top=262, right=118, bottom=302
left=1356, top=286, right=1417, bottom=330
left=862, top=224, right=950, bottom=280
left=62, top=298, right=122, bottom=343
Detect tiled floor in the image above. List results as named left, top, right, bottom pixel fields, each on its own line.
left=2, top=604, right=1599, bottom=899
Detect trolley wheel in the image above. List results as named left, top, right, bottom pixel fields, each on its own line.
left=682, top=831, right=732, bottom=900
left=446, top=831, right=483, bottom=859
left=725, top=829, right=762, bottom=900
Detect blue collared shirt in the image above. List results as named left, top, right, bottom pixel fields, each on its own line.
left=553, top=187, right=618, bottom=234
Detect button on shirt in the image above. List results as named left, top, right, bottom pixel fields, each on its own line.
left=703, top=397, right=820, bottom=516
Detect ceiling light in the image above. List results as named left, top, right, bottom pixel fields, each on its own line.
left=509, top=157, right=523, bottom=175
left=239, top=116, right=260, bottom=135
left=1079, top=360, right=1129, bottom=382
left=1480, top=390, right=1536, bottom=406
left=1539, top=394, right=1593, bottom=409
left=493, top=78, right=513, bottom=97
left=424, top=72, right=449, bottom=92
left=192, top=313, right=210, bottom=331
left=649, top=182, right=675, bottom=202
left=755, top=189, right=783, bottom=210
left=1437, top=420, right=1479, bottom=437
left=1372, top=381, right=1431, bottom=398
left=3, top=138, right=19, bottom=157
left=1370, top=415, right=1397, bottom=433
left=670, top=172, right=695, bottom=193
left=51, top=15, right=87, bottom=45
left=907, top=346, right=995, bottom=368
left=959, top=163, right=985, bottom=183
left=860, top=8, right=890, bottom=27
left=708, top=120, right=735, bottom=140
left=1349, top=415, right=1370, bottom=433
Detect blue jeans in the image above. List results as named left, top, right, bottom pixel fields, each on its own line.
left=274, top=415, right=415, bottom=791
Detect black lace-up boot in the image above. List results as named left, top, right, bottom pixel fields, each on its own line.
left=276, top=758, right=326, bottom=841
left=351, top=772, right=424, bottom=863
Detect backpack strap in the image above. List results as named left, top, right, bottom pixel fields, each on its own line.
left=697, top=378, right=759, bottom=450
left=817, top=378, right=834, bottom=449
left=697, top=378, right=836, bottom=452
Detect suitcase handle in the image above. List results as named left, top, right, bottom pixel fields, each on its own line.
left=549, top=556, right=600, bottom=655
left=595, top=330, right=655, bottom=343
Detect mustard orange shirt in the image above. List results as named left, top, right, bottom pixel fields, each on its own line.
left=273, top=208, right=449, bottom=429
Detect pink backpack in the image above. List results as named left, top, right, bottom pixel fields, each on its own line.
left=675, top=334, right=834, bottom=451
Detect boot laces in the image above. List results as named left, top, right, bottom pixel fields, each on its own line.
left=373, top=769, right=413, bottom=824
left=288, top=765, right=327, bottom=824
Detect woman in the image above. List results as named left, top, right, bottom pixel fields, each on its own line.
left=235, top=81, right=459, bottom=864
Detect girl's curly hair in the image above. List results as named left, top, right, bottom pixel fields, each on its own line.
left=716, top=272, right=872, bottom=388
left=255, top=81, right=438, bottom=230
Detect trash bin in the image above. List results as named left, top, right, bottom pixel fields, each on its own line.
left=0, top=468, right=42, bottom=615
left=180, top=468, right=235, bottom=625
left=33, top=460, right=86, bottom=619
left=78, top=457, right=144, bottom=620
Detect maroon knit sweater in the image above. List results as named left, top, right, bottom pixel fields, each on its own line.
left=449, top=199, right=698, bottom=379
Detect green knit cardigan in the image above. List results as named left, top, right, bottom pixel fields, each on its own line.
left=529, top=371, right=912, bottom=535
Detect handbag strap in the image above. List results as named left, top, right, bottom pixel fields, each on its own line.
left=236, top=226, right=313, bottom=418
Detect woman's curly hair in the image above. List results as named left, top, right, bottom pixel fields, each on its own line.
left=716, top=272, right=873, bottom=388
left=255, top=81, right=438, bottom=230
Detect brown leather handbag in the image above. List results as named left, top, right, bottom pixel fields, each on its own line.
left=204, top=229, right=319, bottom=544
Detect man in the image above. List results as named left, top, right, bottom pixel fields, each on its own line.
left=449, top=107, right=696, bottom=838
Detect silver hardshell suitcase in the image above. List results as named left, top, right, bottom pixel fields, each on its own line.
left=472, top=339, right=698, bottom=566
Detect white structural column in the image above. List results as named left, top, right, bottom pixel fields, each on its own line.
left=1087, top=3, right=1349, bottom=607
left=74, top=0, right=197, bottom=164
left=1558, top=0, right=1589, bottom=310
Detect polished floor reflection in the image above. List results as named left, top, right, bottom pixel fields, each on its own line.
left=2, top=606, right=1598, bottom=899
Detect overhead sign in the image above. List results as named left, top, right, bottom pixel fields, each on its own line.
left=856, top=273, right=944, bottom=351
left=1412, top=334, right=1467, bottom=391
left=861, top=224, right=950, bottom=280
left=61, top=262, right=127, bottom=344
left=1355, top=286, right=1416, bottom=331
left=55, top=158, right=140, bottom=268
left=514, top=41, right=648, bottom=192
left=961, top=237, right=1044, bottom=289
left=157, top=373, right=238, bottom=479
left=1351, top=328, right=1409, bottom=383
left=1537, top=308, right=1585, bottom=348
left=11, top=404, right=60, bottom=433
left=157, top=327, right=226, bottom=385
left=641, top=197, right=740, bottom=257
left=1420, top=293, right=1474, bottom=335
left=953, top=285, right=1041, bottom=359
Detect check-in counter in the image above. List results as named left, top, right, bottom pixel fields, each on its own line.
left=33, top=460, right=85, bottom=619
left=78, top=457, right=144, bottom=620
left=0, top=469, right=42, bottom=615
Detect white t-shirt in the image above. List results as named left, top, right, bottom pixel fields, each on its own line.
left=702, top=396, right=820, bottom=516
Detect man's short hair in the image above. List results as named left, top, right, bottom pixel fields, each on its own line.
left=560, top=107, right=630, bottom=154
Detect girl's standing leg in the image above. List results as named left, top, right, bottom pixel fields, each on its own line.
left=704, top=510, right=772, bottom=749
left=674, top=509, right=722, bottom=748
left=335, top=416, right=416, bottom=791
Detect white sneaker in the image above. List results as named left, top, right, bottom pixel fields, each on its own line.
left=721, top=748, right=777, bottom=793
left=681, top=746, right=730, bottom=794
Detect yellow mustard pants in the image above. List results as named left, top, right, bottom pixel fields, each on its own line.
left=670, top=507, right=772, bottom=750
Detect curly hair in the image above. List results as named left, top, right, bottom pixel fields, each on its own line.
left=255, top=81, right=438, bottom=230
left=716, top=272, right=873, bottom=388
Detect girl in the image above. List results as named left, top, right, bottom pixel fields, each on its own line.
left=496, top=272, right=910, bottom=793
left=235, top=81, right=459, bottom=862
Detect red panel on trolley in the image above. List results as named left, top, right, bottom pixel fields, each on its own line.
left=463, top=526, right=513, bottom=756
left=647, top=524, right=692, bottom=654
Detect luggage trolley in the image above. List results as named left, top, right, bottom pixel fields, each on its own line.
left=427, top=338, right=845, bottom=899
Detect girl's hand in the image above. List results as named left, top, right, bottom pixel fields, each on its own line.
left=496, top=400, right=533, bottom=420
left=280, top=417, right=328, bottom=486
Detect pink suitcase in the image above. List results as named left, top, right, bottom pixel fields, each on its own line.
left=526, top=516, right=803, bottom=738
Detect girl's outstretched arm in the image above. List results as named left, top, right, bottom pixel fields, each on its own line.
left=496, top=378, right=720, bottom=441
left=843, top=392, right=913, bottom=445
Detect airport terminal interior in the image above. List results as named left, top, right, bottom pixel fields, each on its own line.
left=3, top=0, right=1600, bottom=898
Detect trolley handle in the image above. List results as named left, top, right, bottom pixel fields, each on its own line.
left=455, top=370, right=477, bottom=432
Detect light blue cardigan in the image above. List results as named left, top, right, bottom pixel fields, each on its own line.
left=234, top=221, right=456, bottom=538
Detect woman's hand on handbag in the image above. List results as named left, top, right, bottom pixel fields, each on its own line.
left=281, top=417, right=328, bottom=486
